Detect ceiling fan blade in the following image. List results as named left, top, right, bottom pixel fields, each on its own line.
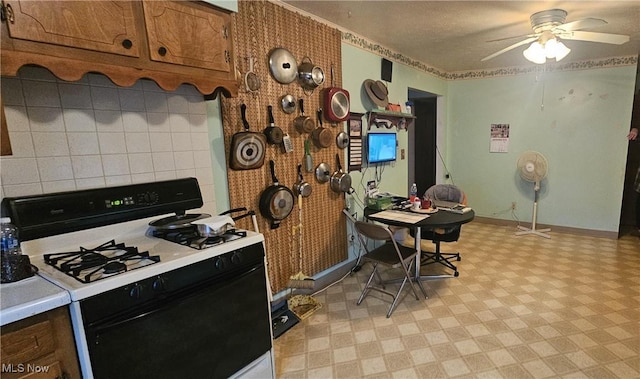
left=554, top=18, right=607, bottom=32
left=486, top=33, right=537, bottom=43
left=481, top=37, right=538, bottom=61
left=560, top=30, right=630, bottom=44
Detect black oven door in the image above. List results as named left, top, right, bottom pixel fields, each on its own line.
left=83, top=265, right=272, bottom=379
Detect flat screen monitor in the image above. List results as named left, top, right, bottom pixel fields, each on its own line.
left=367, top=132, right=397, bottom=164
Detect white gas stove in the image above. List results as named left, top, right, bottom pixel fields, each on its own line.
left=23, top=218, right=265, bottom=301
left=3, top=178, right=274, bottom=379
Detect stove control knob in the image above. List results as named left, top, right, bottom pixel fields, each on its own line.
left=231, top=252, right=242, bottom=265
left=152, top=276, right=167, bottom=292
left=129, top=283, right=143, bottom=299
left=213, top=256, right=226, bottom=270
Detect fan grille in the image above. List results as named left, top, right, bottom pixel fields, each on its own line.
left=517, top=151, right=548, bottom=182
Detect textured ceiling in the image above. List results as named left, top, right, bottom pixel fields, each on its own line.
left=281, top=1, right=640, bottom=72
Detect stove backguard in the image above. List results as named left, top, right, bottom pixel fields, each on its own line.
left=1, top=178, right=203, bottom=241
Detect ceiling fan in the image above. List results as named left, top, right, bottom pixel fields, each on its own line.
left=481, top=9, right=630, bottom=63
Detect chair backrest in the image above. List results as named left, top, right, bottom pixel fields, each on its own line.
left=424, top=184, right=466, bottom=205
left=355, top=221, right=394, bottom=242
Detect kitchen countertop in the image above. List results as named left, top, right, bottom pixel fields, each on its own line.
left=0, top=275, right=70, bottom=326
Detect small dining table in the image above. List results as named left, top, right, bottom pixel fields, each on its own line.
left=364, top=206, right=475, bottom=291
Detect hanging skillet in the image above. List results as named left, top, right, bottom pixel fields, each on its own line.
left=311, top=108, right=333, bottom=148
left=229, top=104, right=267, bottom=170
left=323, top=64, right=350, bottom=122
left=259, top=160, right=295, bottom=229
left=264, top=105, right=284, bottom=145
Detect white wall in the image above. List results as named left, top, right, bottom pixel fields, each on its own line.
left=447, top=66, right=636, bottom=232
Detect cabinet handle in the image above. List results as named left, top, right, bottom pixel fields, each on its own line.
left=1, top=2, right=14, bottom=23
left=158, top=46, right=167, bottom=56
left=222, top=25, right=228, bottom=39
left=122, top=39, right=133, bottom=49
left=225, top=50, right=230, bottom=63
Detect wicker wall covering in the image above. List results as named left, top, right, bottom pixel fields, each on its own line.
left=223, top=0, right=347, bottom=292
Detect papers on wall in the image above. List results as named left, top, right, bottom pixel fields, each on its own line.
left=490, top=123, right=509, bottom=153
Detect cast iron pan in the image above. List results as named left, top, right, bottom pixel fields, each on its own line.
left=264, top=105, right=284, bottom=144
left=229, top=104, right=267, bottom=170
left=259, top=160, right=294, bottom=229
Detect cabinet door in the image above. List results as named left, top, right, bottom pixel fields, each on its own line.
left=142, top=1, right=232, bottom=72
left=3, top=0, right=139, bottom=57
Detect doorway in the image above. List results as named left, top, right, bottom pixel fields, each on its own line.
left=408, top=89, right=437, bottom=196
left=619, top=86, right=639, bottom=238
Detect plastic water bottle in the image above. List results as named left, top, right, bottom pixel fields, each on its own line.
left=0, top=217, right=22, bottom=256
left=409, top=183, right=418, bottom=202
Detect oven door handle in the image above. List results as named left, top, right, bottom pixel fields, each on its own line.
left=91, top=305, right=165, bottom=334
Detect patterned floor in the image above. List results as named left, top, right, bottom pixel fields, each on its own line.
left=273, top=222, right=640, bottom=378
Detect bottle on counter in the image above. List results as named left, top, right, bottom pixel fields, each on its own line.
left=409, top=183, right=418, bottom=202
left=0, top=217, right=22, bottom=256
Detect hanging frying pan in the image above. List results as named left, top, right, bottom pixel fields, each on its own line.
left=323, top=64, right=350, bottom=122
left=311, top=108, right=333, bottom=148
left=259, top=160, right=295, bottom=229
left=293, top=98, right=314, bottom=134
left=229, top=104, right=267, bottom=170
left=264, top=105, right=284, bottom=145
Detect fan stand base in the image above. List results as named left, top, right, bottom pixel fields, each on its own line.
left=516, top=225, right=551, bottom=239
left=515, top=199, right=551, bottom=238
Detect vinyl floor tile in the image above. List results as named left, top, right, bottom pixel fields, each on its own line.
left=274, top=223, right=640, bottom=378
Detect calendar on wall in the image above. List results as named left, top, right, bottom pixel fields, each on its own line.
left=348, top=113, right=364, bottom=172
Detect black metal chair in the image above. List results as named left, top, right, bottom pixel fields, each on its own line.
left=416, top=184, right=466, bottom=277
left=354, top=221, right=422, bottom=317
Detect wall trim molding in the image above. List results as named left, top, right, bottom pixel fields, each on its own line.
left=341, top=31, right=637, bottom=80
left=474, top=216, right=619, bottom=240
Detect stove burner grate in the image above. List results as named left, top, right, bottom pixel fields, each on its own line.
left=44, top=239, right=160, bottom=283
left=152, top=226, right=247, bottom=250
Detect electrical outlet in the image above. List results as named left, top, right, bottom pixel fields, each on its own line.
left=511, top=202, right=517, bottom=210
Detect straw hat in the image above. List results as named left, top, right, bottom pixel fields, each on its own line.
left=363, top=79, right=388, bottom=107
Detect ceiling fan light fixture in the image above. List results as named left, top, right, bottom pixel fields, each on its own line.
left=523, top=42, right=547, bottom=64
left=523, top=38, right=571, bottom=64
left=551, top=40, right=571, bottom=61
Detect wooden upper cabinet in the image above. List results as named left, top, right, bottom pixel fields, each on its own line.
left=142, top=1, right=231, bottom=72
left=3, top=1, right=140, bottom=57
left=0, top=1, right=238, bottom=96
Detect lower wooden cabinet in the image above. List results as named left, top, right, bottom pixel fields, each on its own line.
left=1, top=307, right=80, bottom=379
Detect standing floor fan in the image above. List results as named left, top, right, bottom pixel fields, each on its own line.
left=516, top=151, right=551, bottom=238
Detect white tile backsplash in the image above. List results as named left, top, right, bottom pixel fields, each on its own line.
left=118, top=88, right=146, bottom=112
left=1, top=68, right=217, bottom=205
left=63, top=109, right=97, bottom=131
left=32, top=132, right=70, bottom=156
left=71, top=155, right=104, bottom=178
left=91, top=86, right=121, bottom=111
left=102, top=154, right=130, bottom=176
left=27, top=107, right=64, bottom=131
left=122, top=112, right=148, bottom=132
left=1, top=78, right=25, bottom=106
left=37, top=157, right=73, bottom=181
left=68, top=132, right=99, bottom=155
left=4, top=106, right=30, bottom=131
left=128, top=153, right=153, bottom=173
left=0, top=158, right=40, bottom=184
left=22, top=80, right=61, bottom=107
left=59, top=83, right=93, bottom=109
left=98, top=132, right=127, bottom=154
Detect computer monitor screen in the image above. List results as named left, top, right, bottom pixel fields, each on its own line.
left=367, top=132, right=397, bottom=164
